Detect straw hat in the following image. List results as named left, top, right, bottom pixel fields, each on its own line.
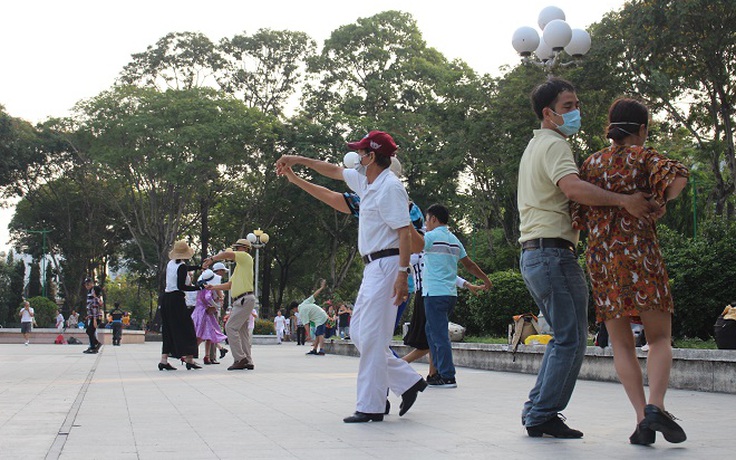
left=232, top=238, right=252, bottom=249
left=169, top=240, right=195, bottom=260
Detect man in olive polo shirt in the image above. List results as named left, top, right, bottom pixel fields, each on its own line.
left=204, top=239, right=256, bottom=370
left=518, top=78, right=657, bottom=439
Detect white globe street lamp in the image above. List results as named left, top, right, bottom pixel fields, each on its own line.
left=512, top=6, right=591, bottom=74
left=246, top=229, right=270, bottom=307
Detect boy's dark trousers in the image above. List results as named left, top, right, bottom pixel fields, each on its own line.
left=112, top=322, right=123, bottom=345
left=296, top=325, right=306, bottom=345
left=86, top=319, right=100, bottom=349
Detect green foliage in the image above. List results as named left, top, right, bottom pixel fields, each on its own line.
left=453, top=270, right=533, bottom=336
left=28, top=296, right=58, bottom=328
left=253, top=318, right=274, bottom=335
left=105, top=275, right=158, bottom=327
left=659, top=218, right=736, bottom=339
left=0, top=253, right=25, bottom=325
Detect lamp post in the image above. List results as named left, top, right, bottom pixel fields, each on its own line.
left=246, top=229, right=270, bottom=307
left=512, top=6, right=592, bottom=74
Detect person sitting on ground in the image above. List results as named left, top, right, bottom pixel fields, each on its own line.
left=289, top=279, right=329, bottom=355
left=67, top=310, right=79, bottom=329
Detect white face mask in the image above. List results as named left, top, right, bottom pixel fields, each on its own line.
left=354, top=152, right=372, bottom=176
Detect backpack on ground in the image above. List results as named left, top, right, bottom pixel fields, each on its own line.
left=54, top=334, right=66, bottom=344
left=67, top=336, right=83, bottom=345
left=508, top=313, right=540, bottom=361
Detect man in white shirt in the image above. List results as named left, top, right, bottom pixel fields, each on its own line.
left=274, top=310, right=286, bottom=344
left=276, top=130, right=426, bottom=423
left=19, top=301, right=34, bottom=345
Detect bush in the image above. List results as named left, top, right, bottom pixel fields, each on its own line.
left=253, top=318, right=274, bottom=335
left=454, top=270, right=534, bottom=336
left=659, top=219, right=736, bottom=339
left=28, top=296, right=58, bottom=328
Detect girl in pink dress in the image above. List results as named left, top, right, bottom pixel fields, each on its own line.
left=191, top=270, right=228, bottom=364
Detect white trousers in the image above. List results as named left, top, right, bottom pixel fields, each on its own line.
left=352, top=256, right=421, bottom=413
left=276, top=327, right=284, bottom=342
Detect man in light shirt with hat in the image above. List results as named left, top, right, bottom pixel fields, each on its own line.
left=204, top=239, right=255, bottom=370
left=276, top=130, right=427, bottom=423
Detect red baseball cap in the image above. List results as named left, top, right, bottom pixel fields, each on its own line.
left=347, top=131, right=398, bottom=157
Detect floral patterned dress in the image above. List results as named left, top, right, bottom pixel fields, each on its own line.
left=571, top=145, right=688, bottom=323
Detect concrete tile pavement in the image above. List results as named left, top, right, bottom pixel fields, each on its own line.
left=0, top=341, right=731, bottom=459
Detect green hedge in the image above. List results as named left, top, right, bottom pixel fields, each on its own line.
left=253, top=318, right=275, bottom=335
left=28, top=296, right=58, bottom=328
left=659, top=219, right=736, bottom=339
left=452, top=270, right=534, bottom=336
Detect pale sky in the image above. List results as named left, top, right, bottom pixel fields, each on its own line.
left=0, top=0, right=627, bottom=252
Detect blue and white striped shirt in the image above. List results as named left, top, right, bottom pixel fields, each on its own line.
left=422, top=226, right=467, bottom=297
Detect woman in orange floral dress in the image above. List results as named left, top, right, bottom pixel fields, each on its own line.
left=571, top=98, right=688, bottom=446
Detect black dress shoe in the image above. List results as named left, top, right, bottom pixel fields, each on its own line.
left=399, top=378, right=427, bottom=416
left=158, top=362, right=177, bottom=371
left=527, top=414, right=583, bottom=438
left=343, top=412, right=384, bottom=423
left=630, top=423, right=656, bottom=445
left=186, top=362, right=202, bottom=370
left=641, top=404, right=686, bottom=443
left=220, top=348, right=229, bottom=359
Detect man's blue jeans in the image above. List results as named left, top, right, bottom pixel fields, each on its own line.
left=424, top=295, right=458, bottom=379
left=520, top=247, right=588, bottom=427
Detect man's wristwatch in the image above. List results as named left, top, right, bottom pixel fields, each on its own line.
left=398, top=266, right=411, bottom=274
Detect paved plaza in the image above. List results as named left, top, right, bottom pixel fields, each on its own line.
left=0, top=341, right=731, bottom=459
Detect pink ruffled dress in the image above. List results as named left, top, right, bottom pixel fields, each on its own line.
left=191, top=289, right=227, bottom=343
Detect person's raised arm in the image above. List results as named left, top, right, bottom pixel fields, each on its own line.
left=312, top=279, right=327, bottom=299
left=276, top=155, right=344, bottom=181
left=558, top=173, right=659, bottom=221
left=282, top=166, right=351, bottom=214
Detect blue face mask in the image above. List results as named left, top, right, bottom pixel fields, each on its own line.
left=551, top=109, right=581, bottom=136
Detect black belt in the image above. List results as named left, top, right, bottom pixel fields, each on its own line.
left=521, top=238, right=575, bottom=253
left=232, top=291, right=254, bottom=302
left=362, top=248, right=400, bottom=264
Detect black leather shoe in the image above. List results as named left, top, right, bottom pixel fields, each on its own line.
left=630, top=423, right=656, bottom=445
left=641, top=404, right=686, bottom=443
left=527, top=414, right=583, bottom=438
left=343, top=412, right=384, bottom=423
left=158, top=362, right=177, bottom=371
left=399, top=378, right=427, bottom=416
left=220, top=348, right=229, bottom=359
left=186, top=362, right=202, bottom=370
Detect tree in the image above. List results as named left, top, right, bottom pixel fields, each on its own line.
left=303, top=10, right=476, bottom=209
left=27, top=259, right=41, bottom=298
left=73, top=86, right=277, bottom=290
left=9, top=173, right=121, bottom=311
left=592, top=0, right=736, bottom=217
left=118, top=32, right=224, bottom=91
left=218, top=29, right=317, bottom=116
left=0, top=252, right=25, bottom=325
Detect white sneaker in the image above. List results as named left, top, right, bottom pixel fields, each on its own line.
left=24, top=341, right=29, bottom=346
